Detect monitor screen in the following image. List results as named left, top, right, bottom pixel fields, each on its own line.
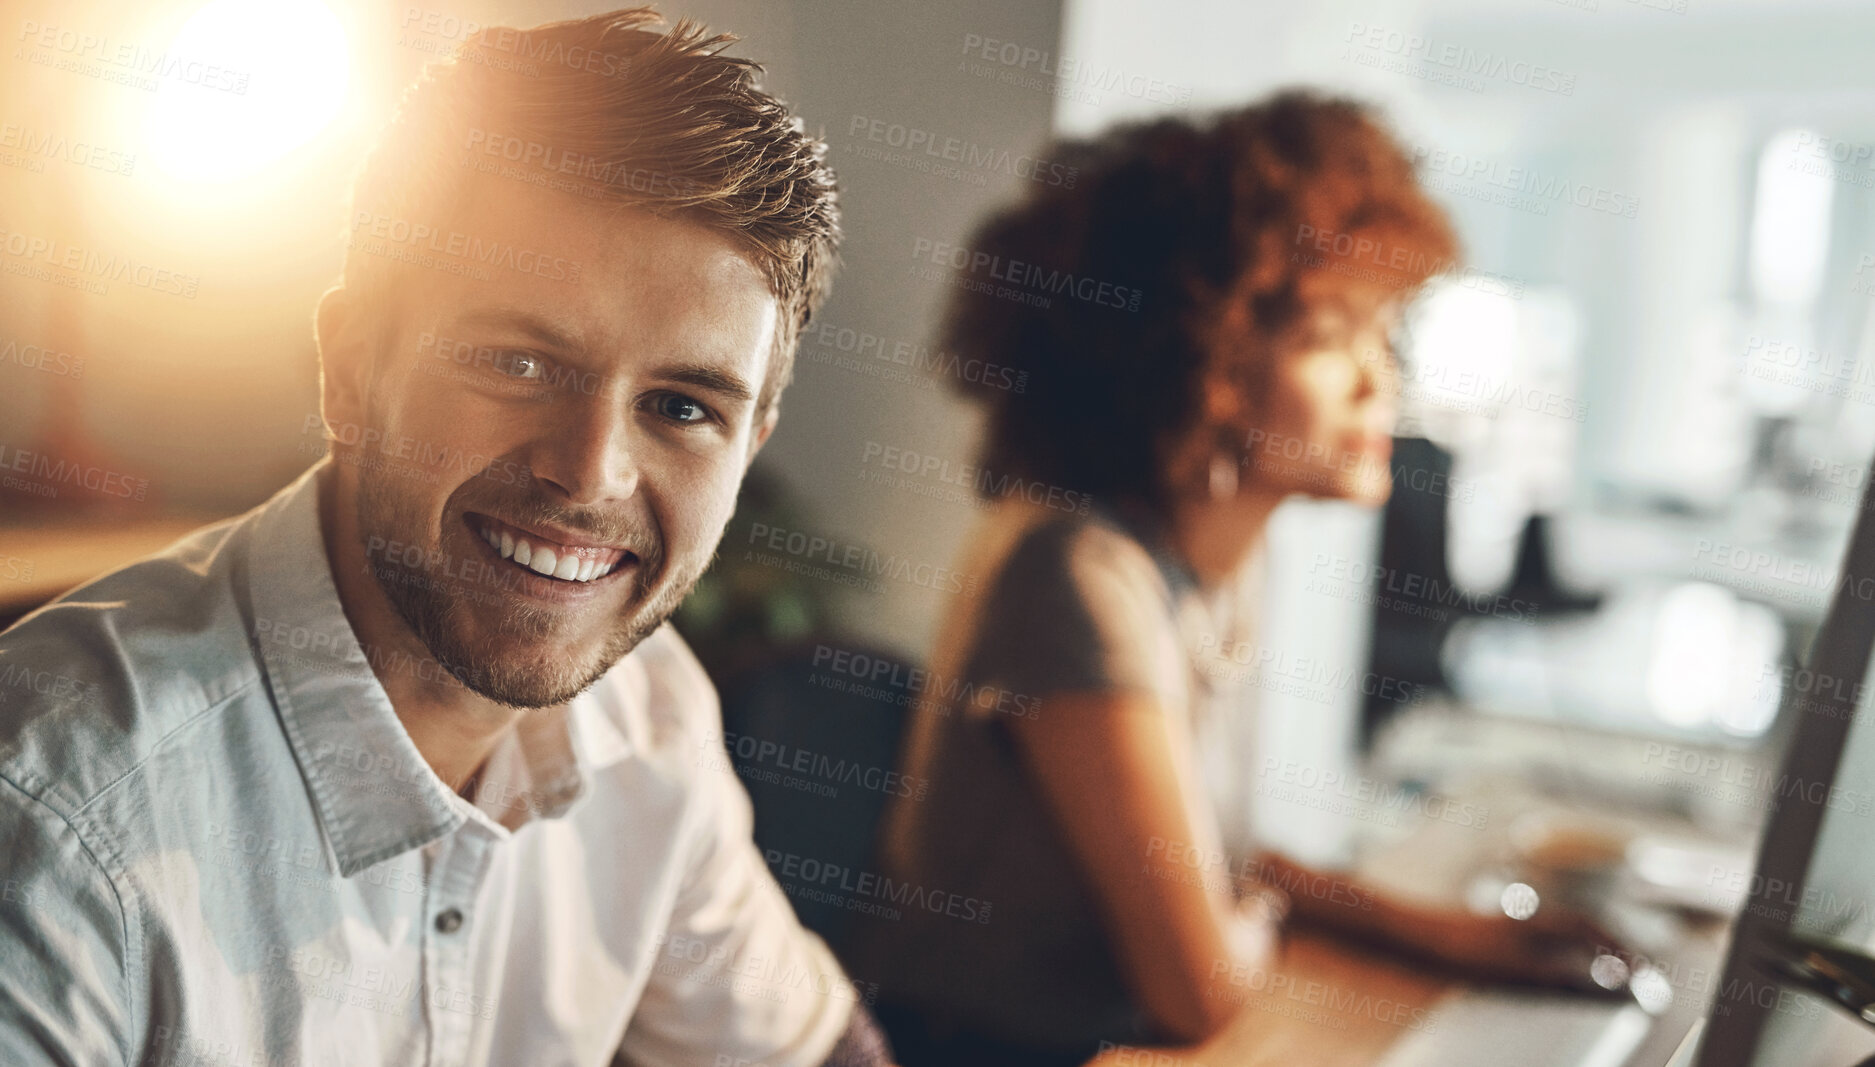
left=1696, top=458, right=1875, bottom=1066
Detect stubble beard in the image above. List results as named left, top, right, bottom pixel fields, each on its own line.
left=353, top=464, right=705, bottom=710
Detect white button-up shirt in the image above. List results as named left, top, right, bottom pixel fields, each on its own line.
left=0, top=460, right=862, bottom=1066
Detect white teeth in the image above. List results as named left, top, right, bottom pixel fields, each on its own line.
left=480, top=519, right=623, bottom=583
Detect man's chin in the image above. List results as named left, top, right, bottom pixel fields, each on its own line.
left=436, top=591, right=686, bottom=709
left=376, top=593, right=606, bottom=709
left=448, top=641, right=612, bottom=710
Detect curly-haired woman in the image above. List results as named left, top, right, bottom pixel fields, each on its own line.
left=846, top=91, right=1613, bottom=1066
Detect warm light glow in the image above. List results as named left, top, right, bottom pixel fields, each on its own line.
left=145, top=0, right=349, bottom=182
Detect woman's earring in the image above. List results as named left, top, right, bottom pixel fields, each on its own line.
left=1209, top=451, right=1239, bottom=501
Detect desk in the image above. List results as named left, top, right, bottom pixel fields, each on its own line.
left=1086, top=924, right=1719, bottom=1067
left=1085, top=770, right=1735, bottom=1067
left=1083, top=930, right=1446, bottom=1067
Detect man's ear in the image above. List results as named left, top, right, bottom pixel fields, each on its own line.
left=314, top=284, right=373, bottom=442
left=745, top=402, right=780, bottom=470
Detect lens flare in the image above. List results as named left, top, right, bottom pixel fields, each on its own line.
left=145, top=0, right=349, bottom=182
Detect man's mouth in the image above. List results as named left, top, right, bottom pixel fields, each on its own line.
left=466, top=512, right=635, bottom=585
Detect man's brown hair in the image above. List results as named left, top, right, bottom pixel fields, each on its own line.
left=345, top=7, right=841, bottom=411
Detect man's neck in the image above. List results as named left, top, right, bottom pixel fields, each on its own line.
left=316, top=463, right=523, bottom=794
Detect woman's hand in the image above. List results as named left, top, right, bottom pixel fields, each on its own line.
left=1374, top=899, right=1632, bottom=994
left=1253, top=851, right=1634, bottom=994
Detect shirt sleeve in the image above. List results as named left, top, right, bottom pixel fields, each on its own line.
left=0, top=778, right=131, bottom=1067
left=616, top=682, right=857, bottom=1067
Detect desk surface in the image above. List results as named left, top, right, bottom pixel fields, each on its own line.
left=1084, top=772, right=1734, bottom=1067
left=1086, top=925, right=1717, bottom=1067
left=1086, top=929, right=1449, bottom=1067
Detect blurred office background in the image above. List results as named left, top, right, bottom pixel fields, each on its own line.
left=5, top=0, right=1875, bottom=1045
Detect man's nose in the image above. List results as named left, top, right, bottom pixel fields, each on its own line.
left=526, top=404, right=641, bottom=506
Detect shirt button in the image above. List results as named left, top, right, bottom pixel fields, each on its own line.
left=434, top=908, right=464, bottom=934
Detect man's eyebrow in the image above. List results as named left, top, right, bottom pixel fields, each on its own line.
left=454, top=307, right=586, bottom=354
left=659, top=363, right=756, bottom=405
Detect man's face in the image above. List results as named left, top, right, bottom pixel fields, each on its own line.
left=334, top=181, right=779, bottom=708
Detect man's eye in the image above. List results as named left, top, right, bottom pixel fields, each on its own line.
left=491, top=351, right=544, bottom=380
left=650, top=393, right=711, bottom=424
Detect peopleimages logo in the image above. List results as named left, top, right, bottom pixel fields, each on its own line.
left=399, top=7, right=643, bottom=78
left=1410, top=145, right=1639, bottom=219
left=762, top=848, right=993, bottom=925
left=848, top=115, right=1078, bottom=188
left=807, top=320, right=1027, bottom=394
left=811, top=644, right=1039, bottom=719
left=1342, top=22, right=1578, bottom=96
left=462, top=128, right=697, bottom=197
left=745, top=523, right=977, bottom=597
left=957, top=33, right=1193, bottom=106
left=1692, top=539, right=1875, bottom=603
left=0, top=335, right=84, bottom=378
left=15, top=20, right=251, bottom=95
left=1145, top=837, right=1377, bottom=911
left=348, top=212, right=581, bottom=283
left=910, top=237, right=1143, bottom=311
left=859, top=441, right=1090, bottom=515
left=417, top=330, right=600, bottom=396
left=0, top=443, right=148, bottom=500
left=1759, top=660, right=1864, bottom=710
left=1307, top=553, right=1538, bottom=622
left=1196, top=635, right=1424, bottom=704
left=0, top=122, right=137, bottom=176
left=301, top=414, right=535, bottom=488
left=1258, top=758, right=1489, bottom=829
left=704, top=727, right=930, bottom=800
left=0, top=228, right=199, bottom=298
left=1205, top=960, right=1441, bottom=1032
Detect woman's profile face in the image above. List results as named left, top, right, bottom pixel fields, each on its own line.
left=1239, top=309, right=1400, bottom=507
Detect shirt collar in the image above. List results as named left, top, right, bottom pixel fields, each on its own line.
left=244, top=459, right=597, bottom=876
left=470, top=696, right=588, bottom=831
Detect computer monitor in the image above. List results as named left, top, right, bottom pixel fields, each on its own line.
left=1693, top=462, right=1875, bottom=1066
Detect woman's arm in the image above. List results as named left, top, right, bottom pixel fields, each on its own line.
left=1253, top=851, right=1624, bottom=991
left=1003, top=690, right=1278, bottom=1044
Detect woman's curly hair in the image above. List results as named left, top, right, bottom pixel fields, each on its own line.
left=943, top=90, right=1457, bottom=516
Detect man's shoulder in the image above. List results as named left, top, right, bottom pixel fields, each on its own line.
left=0, top=514, right=264, bottom=816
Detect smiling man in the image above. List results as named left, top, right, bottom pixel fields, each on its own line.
left=0, top=9, right=892, bottom=1067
